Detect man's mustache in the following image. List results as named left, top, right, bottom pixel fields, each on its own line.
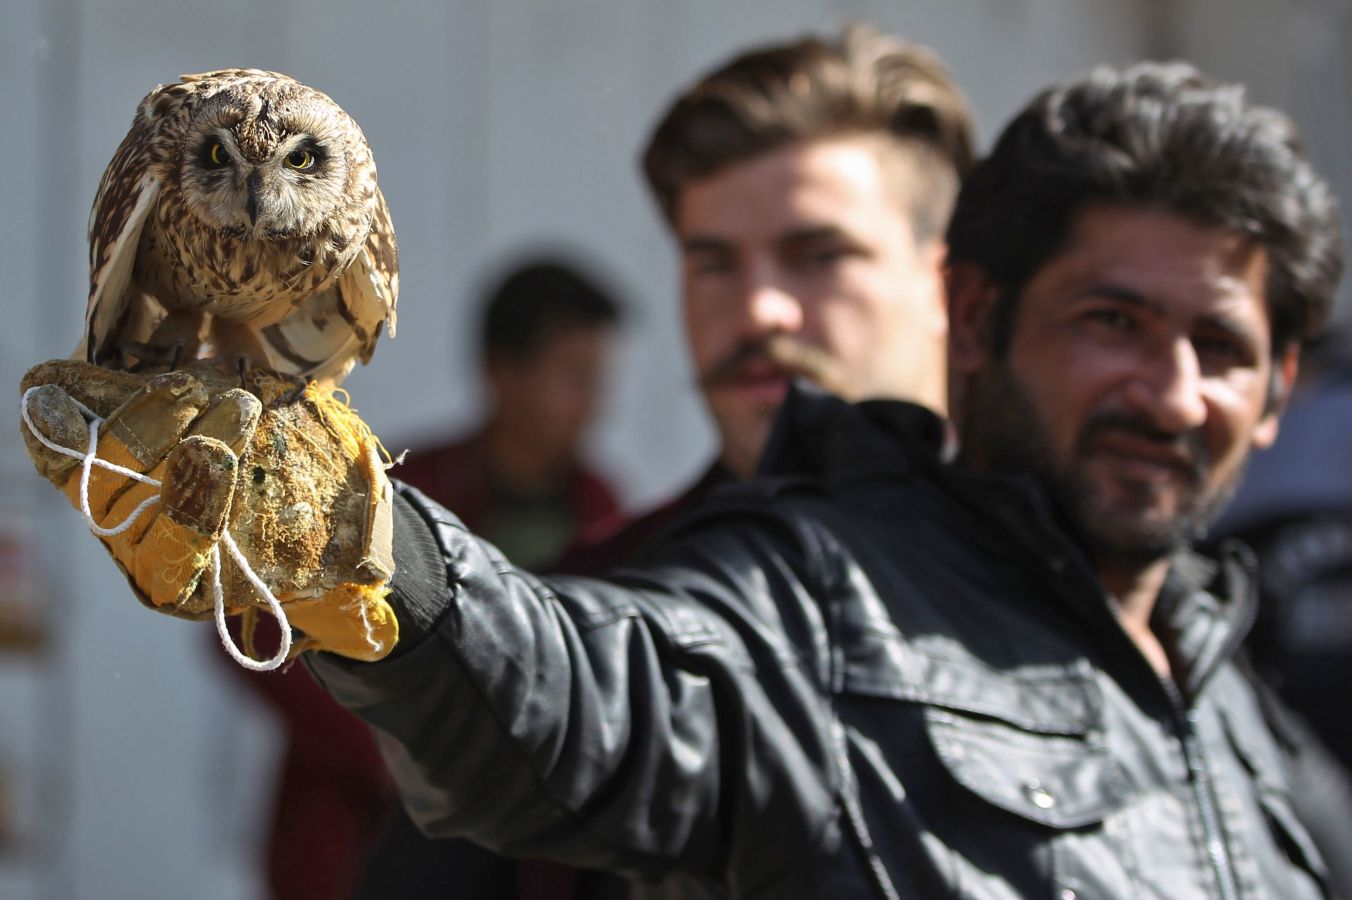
left=1079, top=412, right=1210, bottom=483
left=699, top=335, right=844, bottom=393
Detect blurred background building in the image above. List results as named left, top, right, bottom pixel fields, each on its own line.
left=0, top=1, right=1348, bottom=898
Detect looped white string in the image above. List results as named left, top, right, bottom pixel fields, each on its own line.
left=20, top=385, right=292, bottom=670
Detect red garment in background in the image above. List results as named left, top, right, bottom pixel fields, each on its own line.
left=395, top=431, right=620, bottom=536
left=551, top=463, right=731, bottom=576
left=216, top=616, right=393, bottom=900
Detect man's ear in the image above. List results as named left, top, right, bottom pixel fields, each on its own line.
left=1252, top=342, right=1300, bottom=449
left=946, top=262, right=1002, bottom=376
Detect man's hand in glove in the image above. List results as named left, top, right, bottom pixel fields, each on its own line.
left=20, top=360, right=399, bottom=663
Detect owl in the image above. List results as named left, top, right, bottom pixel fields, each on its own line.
left=83, top=69, right=398, bottom=386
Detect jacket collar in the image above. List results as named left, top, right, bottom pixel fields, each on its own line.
left=756, top=380, right=946, bottom=484
left=1153, top=543, right=1260, bottom=698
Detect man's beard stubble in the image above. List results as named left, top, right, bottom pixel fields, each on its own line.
left=960, top=363, right=1243, bottom=567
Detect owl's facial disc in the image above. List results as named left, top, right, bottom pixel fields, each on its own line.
left=184, top=110, right=351, bottom=240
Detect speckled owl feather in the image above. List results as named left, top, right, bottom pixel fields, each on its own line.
left=84, top=69, right=398, bottom=385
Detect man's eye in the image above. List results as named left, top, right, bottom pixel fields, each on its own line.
left=809, top=246, right=848, bottom=263
left=689, top=257, right=734, bottom=277
left=1085, top=308, right=1135, bottom=331
left=788, top=246, right=850, bottom=270
left=1194, top=335, right=1248, bottom=363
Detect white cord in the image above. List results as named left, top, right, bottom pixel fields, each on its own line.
left=213, top=531, right=292, bottom=670
left=20, top=385, right=291, bottom=670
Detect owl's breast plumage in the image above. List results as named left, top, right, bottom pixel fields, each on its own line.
left=139, top=192, right=367, bottom=327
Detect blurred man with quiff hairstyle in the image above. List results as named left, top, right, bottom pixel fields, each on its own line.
left=562, top=24, right=975, bottom=573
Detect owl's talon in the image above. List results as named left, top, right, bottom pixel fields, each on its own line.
left=281, top=376, right=309, bottom=403
left=168, top=343, right=186, bottom=372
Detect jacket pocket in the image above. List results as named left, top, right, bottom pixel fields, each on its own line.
left=924, top=707, right=1127, bottom=829
left=916, top=665, right=1141, bottom=898
left=836, top=647, right=1140, bottom=896
left=845, top=643, right=1130, bottom=828
left=922, top=687, right=1129, bottom=830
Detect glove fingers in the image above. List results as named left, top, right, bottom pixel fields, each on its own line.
left=161, top=436, right=240, bottom=538
left=94, top=383, right=257, bottom=542
left=97, top=431, right=240, bottom=554
left=112, top=436, right=239, bottom=612
left=118, top=397, right=259, bottom=609
left=22, top=385, right=91, bottom=484
left=21, top=360, right=152, bottom=421
left=186, top=389, right=262, bottom=457
left=84, top=373, right=211, bottom=522
left=20, top=364, right=280, bottom=632
left=89, top=481, right=160, bottom=542
left=99, top=372, right=211, bottom=474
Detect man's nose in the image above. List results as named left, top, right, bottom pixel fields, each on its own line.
left=738, top=266, right=803, bottom=336
left=1124, top=337, right=1208, bottom=432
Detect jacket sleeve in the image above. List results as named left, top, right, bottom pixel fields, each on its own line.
left=304, top=483, right=842, bottom=885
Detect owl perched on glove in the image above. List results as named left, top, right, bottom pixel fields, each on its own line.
left=83, top=69, right=398, bottom=386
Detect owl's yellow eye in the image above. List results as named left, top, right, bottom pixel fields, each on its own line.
left=285, top=148, right=315, bottom=171
left=208, top=143, right=226, bottom=166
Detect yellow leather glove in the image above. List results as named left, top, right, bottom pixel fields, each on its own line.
left=20, top=360, right=398, bottom=664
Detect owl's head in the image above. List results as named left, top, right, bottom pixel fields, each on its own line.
left=175, top=71, right=375, bottom=241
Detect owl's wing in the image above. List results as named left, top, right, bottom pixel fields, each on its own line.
left=359, top=184, right=400, bottom=345
left=258, top=187, right=398, bottom=385
left=83, top=110, right=162, bottom=364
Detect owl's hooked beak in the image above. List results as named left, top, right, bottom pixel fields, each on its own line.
left=246, top=172, right=262, bottom=227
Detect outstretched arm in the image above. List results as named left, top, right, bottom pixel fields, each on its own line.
left=307, top=483, right=841, bottom=887
left=20, top=364, right=841, bottom=889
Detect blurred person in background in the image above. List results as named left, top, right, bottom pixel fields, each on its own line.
left=358, top=256, right=625, bottom=899
left=223, top=257, right=624, bottom=900
left=396, top=257, right=624, bottom=570
left=559, top=22, right=973, bottom=574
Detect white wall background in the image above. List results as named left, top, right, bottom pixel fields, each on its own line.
left=0, top=2, right=1345, bottom=898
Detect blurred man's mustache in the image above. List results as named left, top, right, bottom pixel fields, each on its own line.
left=1080, top=412, right=1210, bottom=483
left=700, top=335, right=843, bottom=393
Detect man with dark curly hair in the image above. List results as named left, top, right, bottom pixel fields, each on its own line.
left=299, top=59, right=1340, bottom=898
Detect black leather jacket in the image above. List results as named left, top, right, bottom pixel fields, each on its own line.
left=309, top=388, right=1329, bottom=899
